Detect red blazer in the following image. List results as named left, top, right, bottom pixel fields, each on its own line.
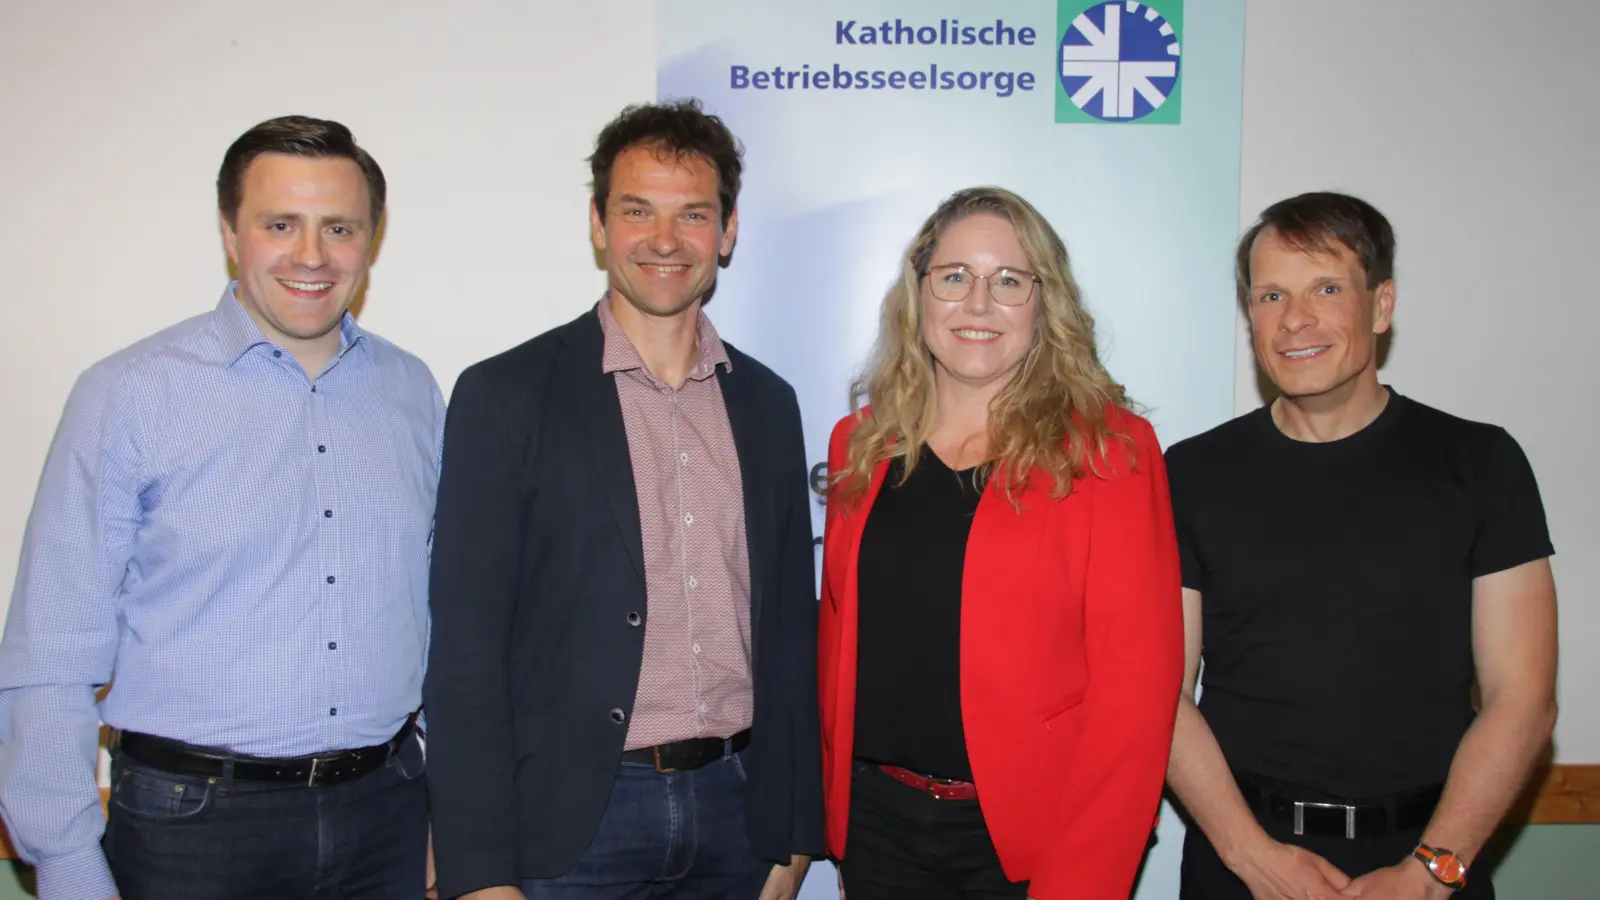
left=819, top=408, right=1184, bottom=899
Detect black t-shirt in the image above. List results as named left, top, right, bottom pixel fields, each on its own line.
left=1165, top=390, right=1553, bottom=798
left=852, top=448, right=984, bottom=782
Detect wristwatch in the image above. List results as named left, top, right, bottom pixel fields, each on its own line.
left=1411, top=843, right=1468, bottom=889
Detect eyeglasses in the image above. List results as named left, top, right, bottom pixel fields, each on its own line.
left=925, top=264, right=1040, bottom=307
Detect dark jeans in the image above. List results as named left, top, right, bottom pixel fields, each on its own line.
left=1181, top=818, right=1495, bottom=899
left=103, top=732, right=429, bottom=900
left=521, top=750, right=770, bottom=899
left=838, top=761, right=1028, bottom=900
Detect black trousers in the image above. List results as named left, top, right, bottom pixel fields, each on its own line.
left=1181, top=819, right=1495, bottom=899
left=838, top=761, right=1028, bottom=900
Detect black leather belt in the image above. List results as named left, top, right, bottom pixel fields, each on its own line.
left=116, top=713, right=417, bottom=788
left=1237, top=774, right=1442, bottom=839
left=620, top=729, right=750, bottom=773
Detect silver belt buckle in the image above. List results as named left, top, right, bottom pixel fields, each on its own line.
left=307, top=757, right=323, bottom=787
left=1293, top=800, right=1357, bottom=839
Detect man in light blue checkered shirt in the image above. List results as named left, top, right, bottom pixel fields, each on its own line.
left=0, top=116, right=444, bottom=900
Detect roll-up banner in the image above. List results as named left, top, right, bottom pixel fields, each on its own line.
left=660, top=3, right=1244, bottom=895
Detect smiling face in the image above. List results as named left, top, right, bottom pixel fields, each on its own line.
left=590, top=144, right=737, bottom=322
left=1248, top=227, right=1394, bottom=406
left=220, top=153, right=374, bottom=360
left=920, top=213, right=1039, bottom=394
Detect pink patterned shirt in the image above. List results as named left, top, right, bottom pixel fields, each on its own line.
left=598, top=298, right=754, bottom=749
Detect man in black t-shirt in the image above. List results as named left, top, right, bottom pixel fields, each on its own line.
left=1165, top=192, right=1557, bottom=900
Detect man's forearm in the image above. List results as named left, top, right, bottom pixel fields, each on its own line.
left=1419, top=693, right=1556, bottom=863
left=1166, top=699, right=1269, bottom=869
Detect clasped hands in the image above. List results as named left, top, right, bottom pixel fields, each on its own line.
left=1233, top=837, right=1455, bottom=900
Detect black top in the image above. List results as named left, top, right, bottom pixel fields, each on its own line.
left=1165, top=389, right=1553, bottom=799
left=853, top=447, right=985, bottom=781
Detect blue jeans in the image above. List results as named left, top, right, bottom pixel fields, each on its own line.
left=522, top=751, right=771, bottom=899
left=103, top=732, right=429, bottom=900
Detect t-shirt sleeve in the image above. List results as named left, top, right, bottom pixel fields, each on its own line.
left=1469, top=427, right=1555, bottom=578
left=1164, top=445, right=1205, bottom=591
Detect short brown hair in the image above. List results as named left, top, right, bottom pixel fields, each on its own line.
left=217, top=115, right=386, bottom=228
left=588, top=99, right=743, bottom=228
left=1236, top=192, right=1395, bottom=306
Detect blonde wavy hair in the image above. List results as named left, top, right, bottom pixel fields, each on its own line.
left=834, top=186, right=1132, bottom=505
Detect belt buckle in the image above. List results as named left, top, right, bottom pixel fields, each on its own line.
left=307, top=757, right=325, bottom=788
left=1293, top=800, right=1357, bottom=839
left=651, top=745, right=678, bottom=775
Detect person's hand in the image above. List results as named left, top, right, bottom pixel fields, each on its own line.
left=425, top=828, right=439, bottom=899
left=1341, top=858, right=1453, bottom=899
left=1228, top=837, right=1352, bottom=900
left=758, top=854, right=812, bottom=900
left=460, top=888, right=525, bottom=900
left=836, top=864, right=845, bottom=898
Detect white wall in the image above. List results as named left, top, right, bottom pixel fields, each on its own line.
left=0, top=0, right=1593, bottom=890
left=1234, top=0, right=1599, bottom=761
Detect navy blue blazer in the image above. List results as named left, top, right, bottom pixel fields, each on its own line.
left=423, top=307, right=824, bottom=898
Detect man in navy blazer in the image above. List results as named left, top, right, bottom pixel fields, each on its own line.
left=423, top=100, right=823, bottom=900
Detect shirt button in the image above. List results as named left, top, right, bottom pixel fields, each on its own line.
left=273, top=350, right=282, bottom=358
left=311, top=385, right=318, bottom=393
left=692, top=643, right=701, bottom=655
left=323, top=509, right=333, bottom=518
left=329, top=708, right=338, bottom=716
left=679, top=452, right=689, bottom=465
left=683, top=513, right=694, bottom=526
left=326, top=575, right=336, bottom=584
left=610, top=708, right=626, bottom=723
left=688, top=576, right=699, bottom=589
left=317, top=445, right=327, bottom=453
left=328, top=642, right=337, bottom=650
left=626, top=612, right=642, bottom=627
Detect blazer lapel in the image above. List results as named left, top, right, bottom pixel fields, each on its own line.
left=716, top=365, right=768, bottom=634
left=566, top=316, right=646, bottom=585
left=834, top=455, right=889, bottom=616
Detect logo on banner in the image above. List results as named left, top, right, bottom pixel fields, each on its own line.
left=1055, top=0, right=1183, bottom=124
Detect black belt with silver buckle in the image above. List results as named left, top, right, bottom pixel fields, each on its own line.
left=115, top=712, right=417, bottom=788
left=620, top=729, right=751, bottom=773
left=1237, top=774, right=1443, bottom=839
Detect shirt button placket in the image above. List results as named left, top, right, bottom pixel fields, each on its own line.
left=309, top=388, right=343, bottom=740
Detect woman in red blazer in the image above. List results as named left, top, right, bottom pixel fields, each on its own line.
left=819, top=187, right=1184, bottom=899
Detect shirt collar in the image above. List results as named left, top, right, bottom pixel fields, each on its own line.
left=596, top=294, right=732, bottom=382
left=213, top=282, right=368, bottom=368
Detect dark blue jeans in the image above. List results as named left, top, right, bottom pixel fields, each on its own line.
left=521, top=751, right=770, bottom=899
left=103, top=732, right=429, bottom=900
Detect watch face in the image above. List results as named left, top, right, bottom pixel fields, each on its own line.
left=1435, top=854, right=1465, bottom=883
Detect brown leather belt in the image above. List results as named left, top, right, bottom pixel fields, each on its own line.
left=878, top=764, right=979, bottom=801
left=620, top=729, right=750, bottom=773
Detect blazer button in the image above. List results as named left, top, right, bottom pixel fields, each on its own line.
left=610, top=708, right=626, bottom=724
left=626, top=611, right=642, bottom=627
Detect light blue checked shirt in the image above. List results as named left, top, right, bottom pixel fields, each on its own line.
left=0, top=285, right=445, bottom=899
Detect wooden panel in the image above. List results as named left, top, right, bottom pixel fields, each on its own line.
left=1526, top=765, right=1600, bottom=824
